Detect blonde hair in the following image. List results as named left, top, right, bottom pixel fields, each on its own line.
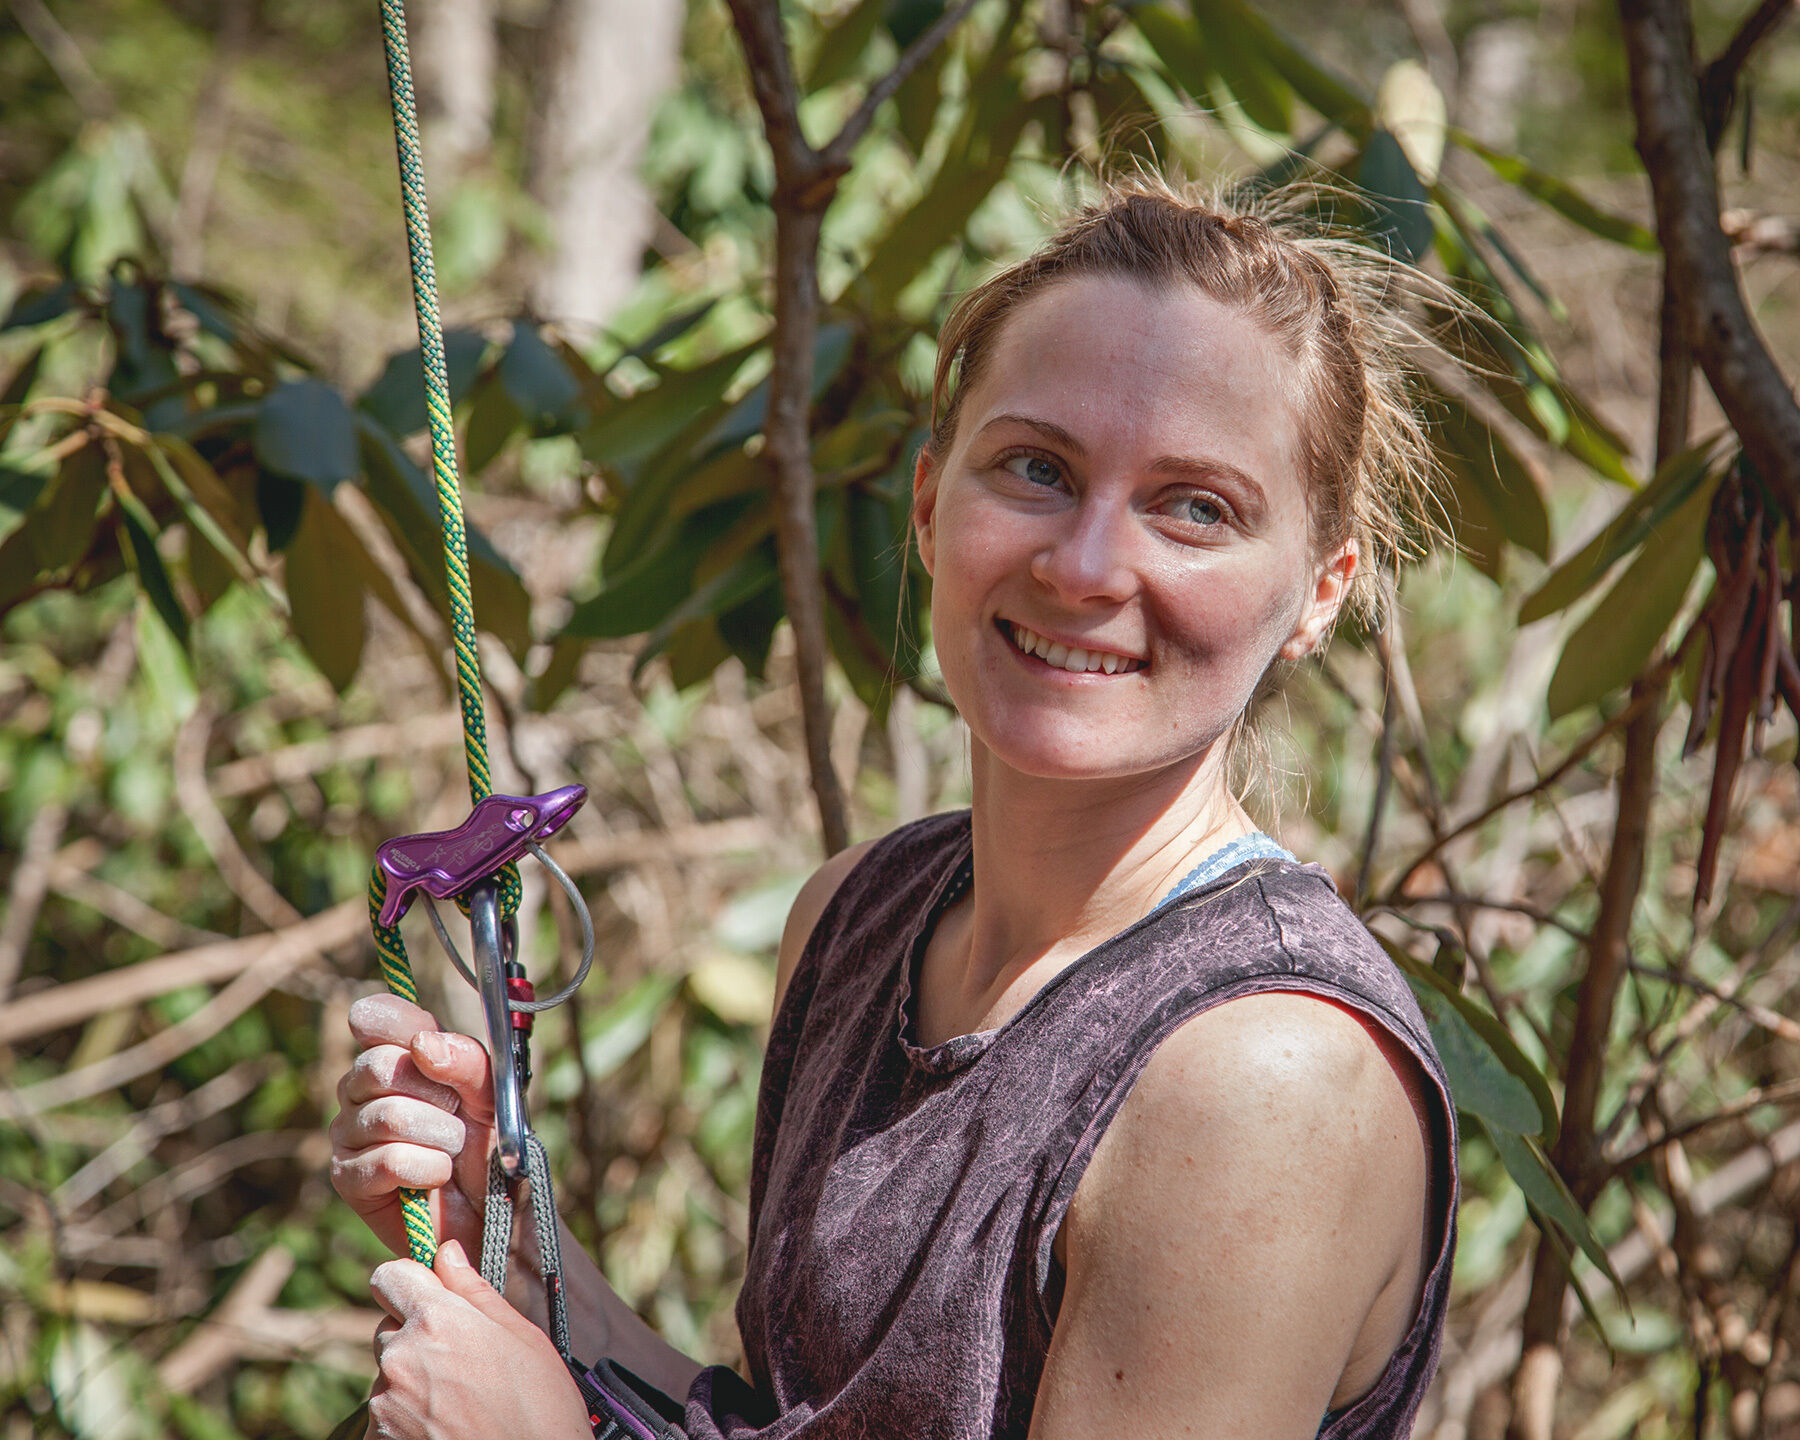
left=927, top=174, right=1447, bottom=629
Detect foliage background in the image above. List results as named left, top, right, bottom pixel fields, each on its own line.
left=2, top=1, right=1799, bottom=1438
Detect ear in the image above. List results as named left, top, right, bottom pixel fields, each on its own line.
left=1280, top=539, right=1357, bottom=661
left=911, top=448, right=941, bottom=578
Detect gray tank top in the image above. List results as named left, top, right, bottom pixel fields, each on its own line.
left=682, top=811, right=1458, bottom=1440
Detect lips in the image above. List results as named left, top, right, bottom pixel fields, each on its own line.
left=1004, top=621, right=1144, bottom=675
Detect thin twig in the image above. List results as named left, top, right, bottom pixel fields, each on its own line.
left=175, top=707, right=304, bottom=931
left=1611, top=1077, right=1800, bottom=1169
left=821, top=0, right=985, bottom=166
left=1698, top=0, right=1797, bottom=147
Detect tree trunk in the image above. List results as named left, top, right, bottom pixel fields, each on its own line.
left=530, top=0, right=683, bottom=333
left=415, top=0, right=497, bottom=177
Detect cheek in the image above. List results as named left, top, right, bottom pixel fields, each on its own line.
left=1157, top=550, right=1307, bottom=672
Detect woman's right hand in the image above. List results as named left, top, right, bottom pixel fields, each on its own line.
left=329, top=994, right=496, bottom=1262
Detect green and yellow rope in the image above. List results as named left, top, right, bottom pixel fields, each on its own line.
left=372, top=0, right=520, bottom=1266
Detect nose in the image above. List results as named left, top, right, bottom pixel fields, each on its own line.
left=1028, top=492, right=1136, bottom=604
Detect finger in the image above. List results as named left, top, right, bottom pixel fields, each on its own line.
left=370, top=1257, right=442, bottom=1321
left=432, top=1240, right=521, bottom=1327
left=331, top=1141, right=455, bottom=1204
left=408, top=1030, right=495, bottom=1126
left=349, top=993, right=442, bottom=1052
left=341, top=1045, right=460, bottom=1113
left=336, top=1094, right=469, bottom=1155
left=373, top=1315, right=401, bottom=1362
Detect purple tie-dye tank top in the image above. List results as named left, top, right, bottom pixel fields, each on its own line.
left=681, top=811, right=1459, bottom=1440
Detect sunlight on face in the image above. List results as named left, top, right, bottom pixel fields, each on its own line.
left=914, top=274, right=1352, bottom=785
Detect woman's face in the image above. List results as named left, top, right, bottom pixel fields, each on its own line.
left=914, top=274, right=1355, bottom=784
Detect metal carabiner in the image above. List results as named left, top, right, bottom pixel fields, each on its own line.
left=467, top=878, right=530, bottom=1179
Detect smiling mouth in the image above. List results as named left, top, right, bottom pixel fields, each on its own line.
left=1004, top=621, right=1145, bottom=675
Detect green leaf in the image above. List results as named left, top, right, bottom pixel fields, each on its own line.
left=116, top=504, right=190, bottom=649
left=1458, top=134, right=1658, bottom=252
left=356, top=422, right=533, bottom=658
left=1385, top=939, right=1557, bottom=1139
left=285, top=490, right=366, bottom=691
left=1432, top=393, right=1550, bottom=561
left=1187, top=0, right=1293, bottom=133
left=26, top=443, right=109, bottom=576
left=886, top=0, right=948, bottom=47
left=579, top=339, right=761, bottom=487
left=717, top=577, right=785, bottom=680
left=1482, top=1121, right=1627, bottom=1305
left=462, top=370, right=523, bottom=474
left=358, top=328, right=489, bottom=437
left=135, top=593, right=196, bottom=722
left=2, top=346, right=44, bottom=407
left=847, top=480, right=918, bottom=677
left=665, top=616, right=735, bottom=690
left=631, top=541, right=779, bottom=683
left=257, top=472, right=307, bottom=551
left=1204, top=0, right=1366, bottom=126
left=806, top=0, right=888, bottom=90
left=3, top=280, right=78, bottom=330
left=564, top=499, right=756, bottom=640
left=1519, top=436, right=1727, bottom=624
left=186, top=529, right=236, bottom=613
left=893, top=40, right=949, bottom=154
left=1545, top=478, right=1712, bottom=719
left=499, top=321, right=584, bottom=428
left=255, top=380, right=358, bottom=491
left=1133, top=5, right=1224, bottom=112
left=1358, top=129, right=1434, bottom=261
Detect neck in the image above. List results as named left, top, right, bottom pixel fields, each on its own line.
left=959, top=740, right=1255, bottom=995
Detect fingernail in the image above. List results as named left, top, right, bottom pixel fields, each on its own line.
left=438, top=1239, right=468, bottom=1269
left=412, top=1032, right=448, bottom=1067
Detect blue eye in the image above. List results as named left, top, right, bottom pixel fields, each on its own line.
left=1003, top=454, right=1063, bottom=487
left=1184, top=496, right=1224, bottom=525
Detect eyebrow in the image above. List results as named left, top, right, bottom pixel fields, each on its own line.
left=975, top=411, right=1269, bottom=516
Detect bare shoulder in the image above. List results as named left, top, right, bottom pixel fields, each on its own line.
left=1037, top=991, right=1435, bottom=1436
left=773, top=838, right=881, bottom=1016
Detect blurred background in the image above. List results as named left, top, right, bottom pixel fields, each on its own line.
left=1, top=1, right=1798, bottom=1437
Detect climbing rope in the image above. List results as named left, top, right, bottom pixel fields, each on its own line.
left=370, top=0, right=521, bottom=1268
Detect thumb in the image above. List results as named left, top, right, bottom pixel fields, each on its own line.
left=433, top=1239, right=522, bottom=1325
left=410, top=1031, right=496, bottom=1125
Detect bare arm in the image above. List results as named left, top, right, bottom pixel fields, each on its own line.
left=773, top=840, right=877, bottom=1015
left=1029, top=992, right=1434, bottom=1440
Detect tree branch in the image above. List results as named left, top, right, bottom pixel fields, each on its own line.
left=1621, top=0, right=1800, bottom=526
left=822, top=0, right=984, bottom=167
left=1698, top=0, right=1796, bottom=148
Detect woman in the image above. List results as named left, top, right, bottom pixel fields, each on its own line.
left=330, top=180, right=1459, bottom=1440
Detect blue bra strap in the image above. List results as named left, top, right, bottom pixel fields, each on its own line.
left=1155, top=832, right=1297, bottom=911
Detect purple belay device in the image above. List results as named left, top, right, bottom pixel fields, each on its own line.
left=374, top=784, right=587, bottom=927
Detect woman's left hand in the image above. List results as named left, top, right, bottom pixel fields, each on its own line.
left=367, top=1240, right=593, bottom=1440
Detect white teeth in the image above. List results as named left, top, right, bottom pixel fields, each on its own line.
left=1008, top=623, right=1139, bottom=675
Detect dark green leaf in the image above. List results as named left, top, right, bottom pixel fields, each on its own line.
left=806, top=0, right=888, bottom=89
left=285, top=490, right=366, bottom=691
left=885, top=0, right=948, bottom=48
left=169, top=281, right=241, bottom=344
left=499, top=322, right=584, bottom=428
left=1358, top=129, right=1434, bottom=261
left=664, top=618, right=734, bottom=692
left=1545, top=479, right=1712, bottom=718
left=358, top=328, right=489, bottom=437
left=26, top=443, right=108, bottom=576
left=1482, top=1121, right=1627, bottom=1305
left=0, top=464, right=47, bottom=521
left=1204, top=0, right=1366, bottom=126
left=532, top=634, right=588, bottom=710
left=186, top=529, right=236, bottom=613
left=847, top=481, right=917, bottom=676
left=717, top=577, right=785, bottom=680
left=631, top=541, right=779, bottom=683
left=255, top=380, right=359, bottom=491
left=257, top=472, right=307, bottom=551
left=1187, top=0, right=1293, bottom=132
left=462, top=370, right=523, bottom=474
left=3, top=280, right=78, bottom=330
left=1133, top=5, right=1223, bottom=112
left=1385, top=939, right=1558, bottom=1139
left=1459, top=135, right=1658, bottom=252
left=580, top=339, right=761, bottom=487
left=1519, top=436, right=1727, bottom=623
left=1433, top=393, right=1550, bottom=560
left=563, top=498, right=756, bottom=640
left=2, top=347, right=44, bottom=408
left=893, top=40, right=949, bottom=155
left=356, top=421, right=533, bottom=657
left=117, top=504, right=191, bottom=649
